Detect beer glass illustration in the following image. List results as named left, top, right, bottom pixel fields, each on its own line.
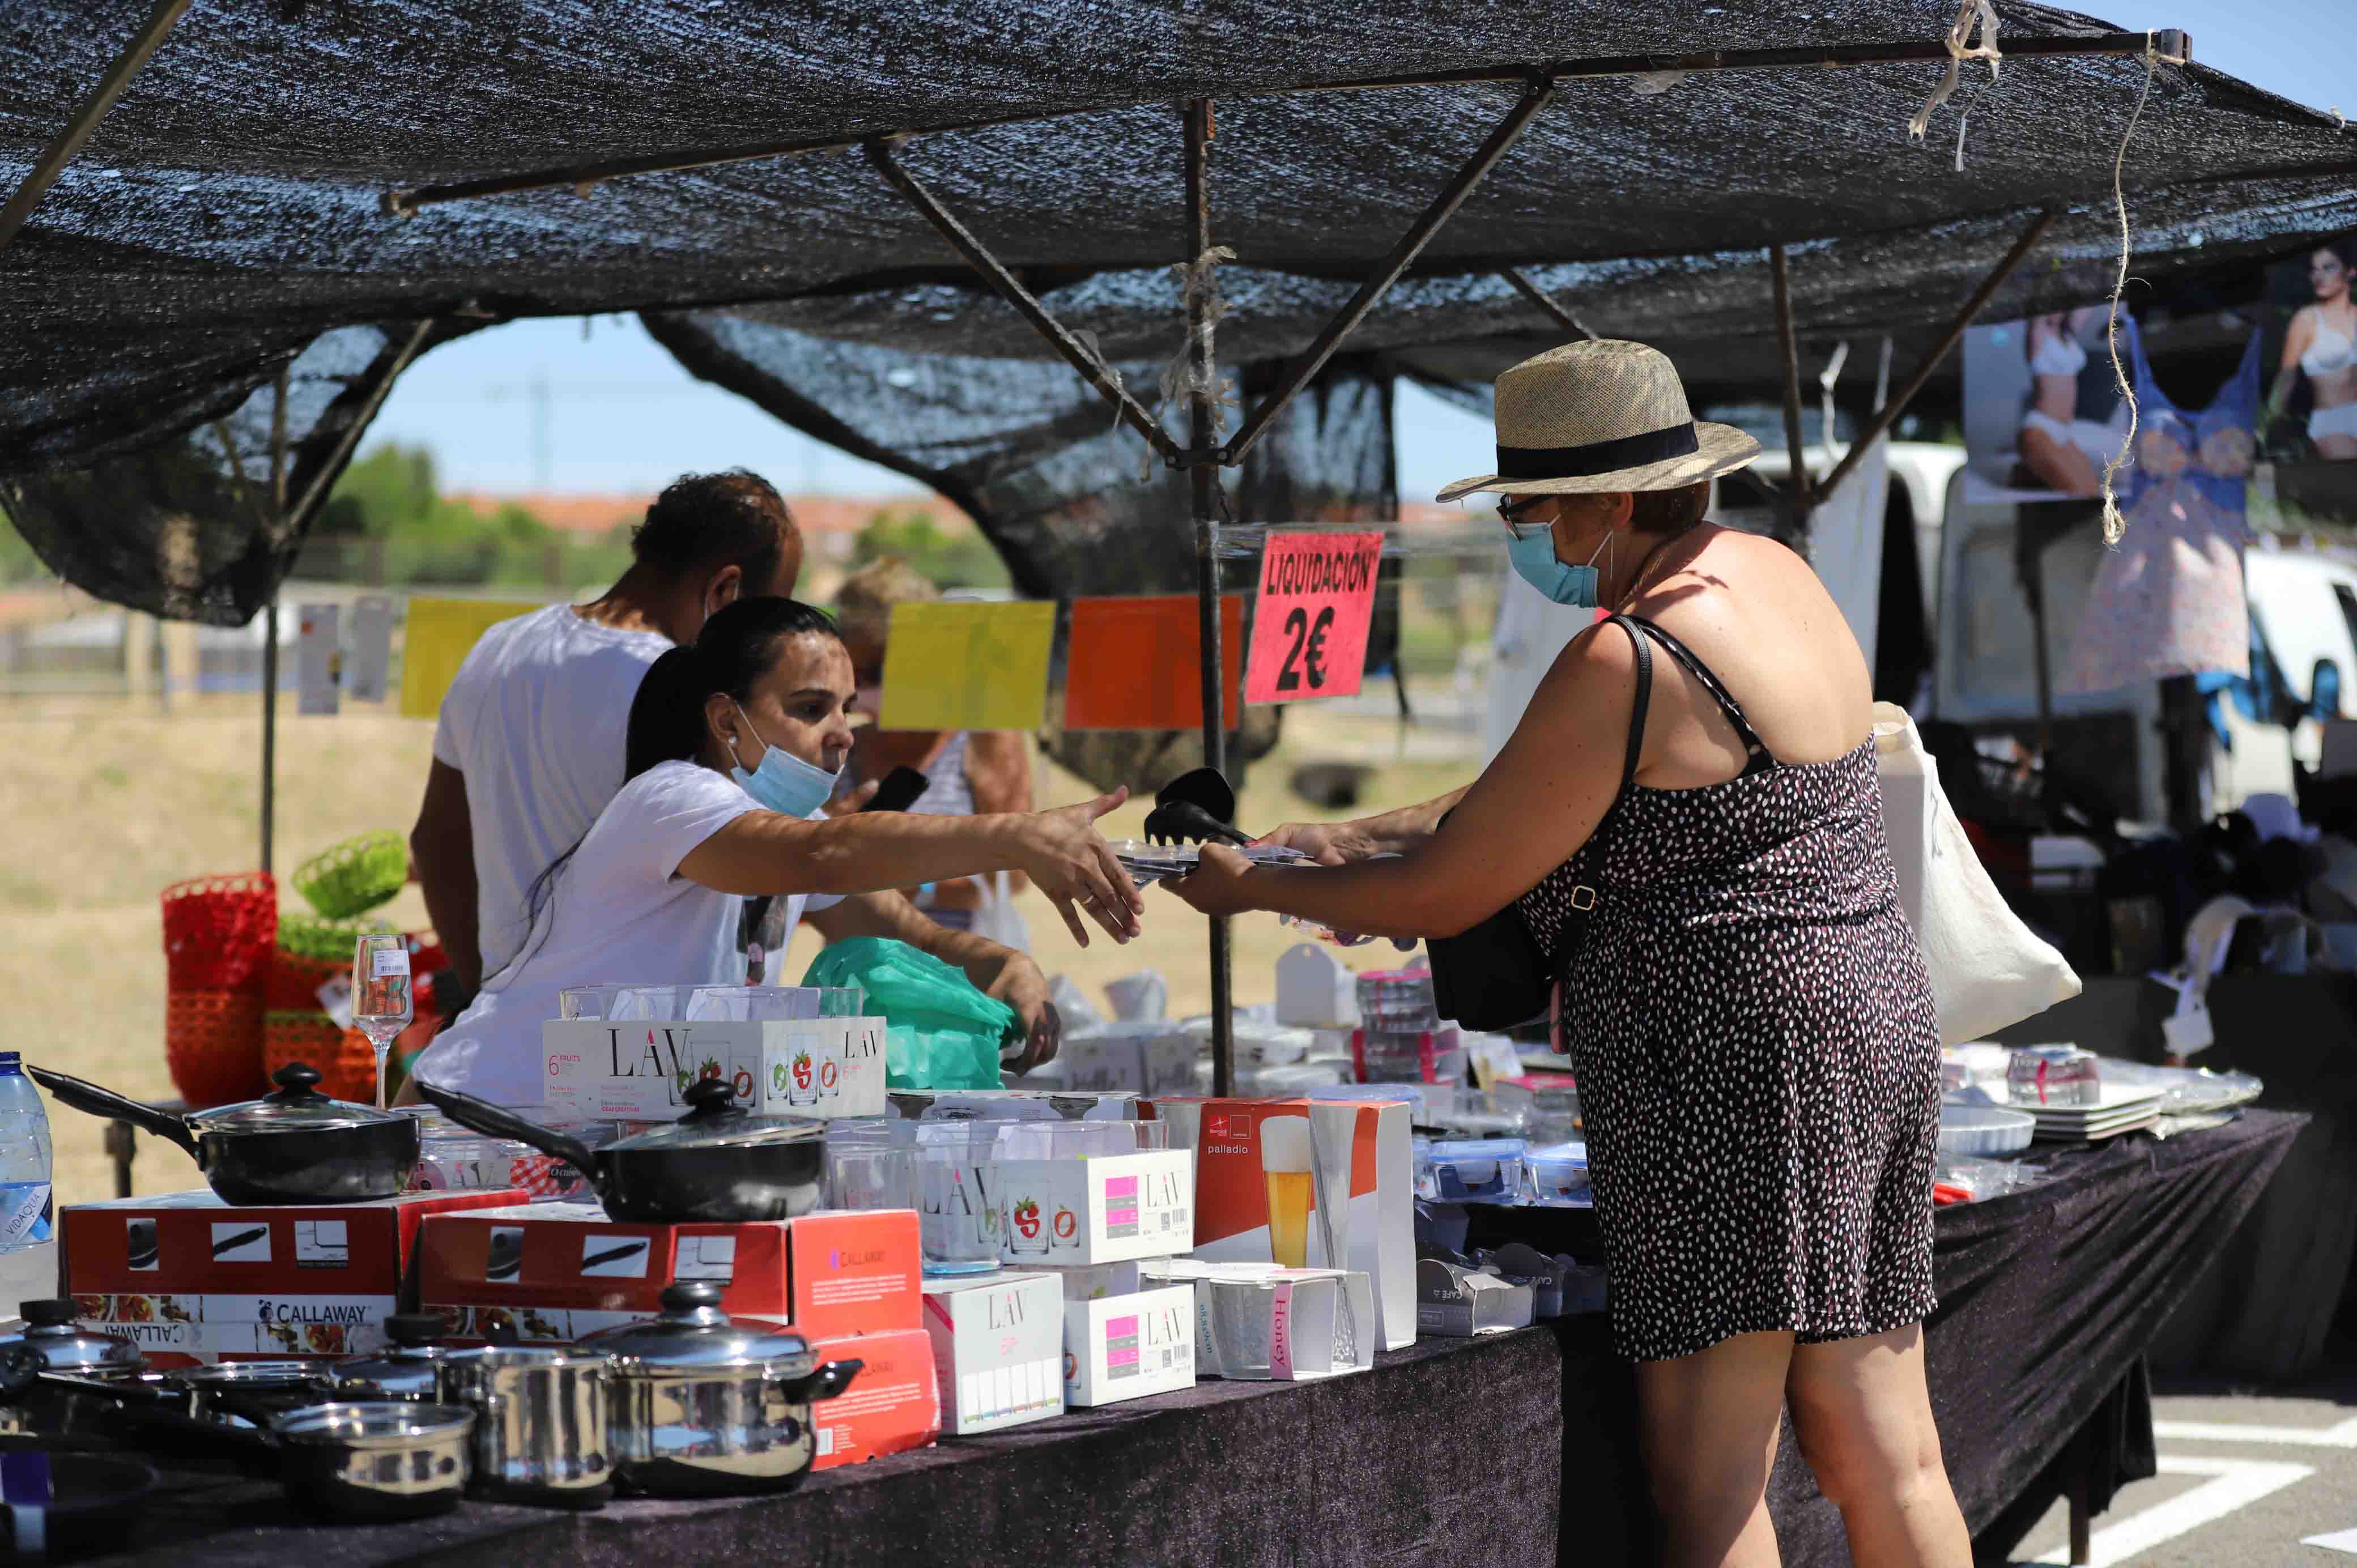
left=1260, top=1115, right=1314, bottom=1268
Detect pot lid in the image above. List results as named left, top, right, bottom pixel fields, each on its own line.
left=186, top=1064, right=407, bottom=1135
left=272, top=1402, right=474, bottom=1448
left=578, top=1281, right=814, bottom=1374
left=3, top=1300, right=142, bottom=1375
left=329, top=1314, right=452, bottom=1393
left=601, top=1079, right=826, bottom=1154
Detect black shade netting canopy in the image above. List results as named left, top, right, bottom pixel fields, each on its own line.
left=3, top=0, right=2354, bottom=626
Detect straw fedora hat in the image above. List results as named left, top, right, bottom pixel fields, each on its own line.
left=1437, top=339, right=1762, bottom=502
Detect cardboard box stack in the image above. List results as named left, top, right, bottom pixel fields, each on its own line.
left=61, top=1187, right=526, bottom=1368
left=541, top=1016, right=888, bottom=1120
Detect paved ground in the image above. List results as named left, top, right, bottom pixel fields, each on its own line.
left=2006, top=1369, right=2357, bottom=1566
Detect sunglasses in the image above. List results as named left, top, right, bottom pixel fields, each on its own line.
left=1497, top=493, right=1554, bottom=540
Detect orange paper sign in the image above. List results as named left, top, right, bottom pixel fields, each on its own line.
left=1062, top=595, right=1244, bottom=731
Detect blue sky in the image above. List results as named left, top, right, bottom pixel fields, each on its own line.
left=363, top=0, right=2352, bottom=504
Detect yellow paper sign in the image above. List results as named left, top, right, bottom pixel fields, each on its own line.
left=877, top=600, right=1057, bottom=732
left=398, top=597, right=546, bottom=719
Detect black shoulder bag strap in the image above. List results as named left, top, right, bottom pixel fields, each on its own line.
left=1425, top=613, right=1653, bottom=1032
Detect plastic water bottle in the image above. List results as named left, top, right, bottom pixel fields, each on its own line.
left=0, top=1054, right=53, bottom=1252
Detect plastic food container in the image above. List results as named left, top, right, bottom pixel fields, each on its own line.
left=1426, top=1138, right=1525, bottom=1203
left=1937, top=1103, right=2036, bottom=1156
left=1359, top=1026, right=1465, bottom=1086
left=1355, top=971, right=1439, bottom=1032
left=1523, top=1142, right=1590, bottom=1206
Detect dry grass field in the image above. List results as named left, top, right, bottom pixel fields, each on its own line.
left=0, top=689, right=1478, bottom=1211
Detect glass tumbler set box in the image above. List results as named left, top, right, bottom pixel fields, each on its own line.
left=540, top=1012, right=888, bottom=1121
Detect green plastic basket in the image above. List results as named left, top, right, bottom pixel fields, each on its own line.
left=293, top=830, right=408, bottom=918
left=276, top=913, right=396, bottom=964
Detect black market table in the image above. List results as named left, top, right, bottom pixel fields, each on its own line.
left=65, top=1111, right=2301, bottom=1568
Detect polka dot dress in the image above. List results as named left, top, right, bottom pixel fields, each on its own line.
left=1519, top=618, right=1940, bottom=1364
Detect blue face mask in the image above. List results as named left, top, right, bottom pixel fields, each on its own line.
left=727, top=701, right=839, bottom=820
left=1507, top=519, right=1611, bottom=607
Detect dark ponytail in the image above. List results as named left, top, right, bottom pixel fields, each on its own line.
left=623, top=596, right=844, bottom=781
left=495, top=596, right=844, bottom=989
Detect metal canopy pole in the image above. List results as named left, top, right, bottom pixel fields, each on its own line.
left=0, top=0, right=192, bottom=248
left=1498, top=266, right=1598, bottom=340
left=381, top=31, right=2189, bottom=218
left=1769, top=243, right=1815, bottom=544
left=1183, top=99, right=1236, bottom=1100
left=262, top=369, right=288, bottom=876
left=283, top=318, right=439, bottom=536
left=1813, top=208, right=2060, bottom=504
left=863, top=140, right=1184, bottom=465
left=1225, top=78, right=1558, bottom=465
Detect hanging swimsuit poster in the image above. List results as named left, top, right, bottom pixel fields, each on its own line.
left=2260, top=234, right=2357, bottom=525
left=1959, top=307, right=2131, bottom=506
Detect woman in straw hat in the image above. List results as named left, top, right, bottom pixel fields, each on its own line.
left=1167, top=340, right=1964, bottom=1568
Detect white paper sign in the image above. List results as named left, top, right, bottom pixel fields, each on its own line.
left=295, top=602, right=340, bottom=716
left=316, top=975, right=354, bottom=1031
left=348, top=595, right=393, bottom=702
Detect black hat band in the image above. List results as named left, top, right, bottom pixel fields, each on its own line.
left=1495, top=421, right=1699, bottom=480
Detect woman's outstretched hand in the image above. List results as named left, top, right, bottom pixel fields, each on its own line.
left=1011, top=787, right=1143, bottom=947
left=1162, top=842, right=1258, bottom=917
left=1255, top=821, right=1380, bottom=867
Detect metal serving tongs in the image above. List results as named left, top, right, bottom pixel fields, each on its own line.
left=1142, top=768, right=1255, bottom=847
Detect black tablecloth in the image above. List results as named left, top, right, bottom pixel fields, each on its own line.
left=1995, top=975, right=2357, bottom=1380
left=61, top=1113, right=2304, bottom=1568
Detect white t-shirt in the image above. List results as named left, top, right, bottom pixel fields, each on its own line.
left=415, top=762, right=841, bottom=1105
left=433, top=604, right=671, bottom=979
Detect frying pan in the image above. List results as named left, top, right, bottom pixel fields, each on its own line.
left=29, top=1064, right=418, bottom=1206
left=417, top=1078, right=824, bottom=1224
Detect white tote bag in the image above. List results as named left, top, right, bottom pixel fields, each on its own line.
left=968, top=871, right=1032, bottom=955
left=1873, top=703, right=2081, bottom=1045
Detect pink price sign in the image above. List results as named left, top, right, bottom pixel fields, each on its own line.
left=1245, top=530, right=1384, bottom=705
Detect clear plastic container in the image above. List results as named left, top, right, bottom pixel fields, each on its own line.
left=1355, top=971, right=1439, bottom=1032
left=1359, top=1025, right=1465, bottom=1085
left=1411, top=1136, right=1437, bottom=1200
left=1426, top=1138, right=1525, bottom=1203
left=1523, top=1141, right=1591, bottom=1207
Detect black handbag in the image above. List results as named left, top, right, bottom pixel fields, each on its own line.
left=1427, top=616, right=1653, bottom=1032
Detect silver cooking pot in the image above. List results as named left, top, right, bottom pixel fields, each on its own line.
left=329, top=1313, right=457, bottom=1403
left=167, top=1361, right=334, bottom=1427
left=577, top=1281, right=861, bottom=1497
left=270, top=1402, right=476, bottom=1520
left=436, top=1345, right=613, bottom=1507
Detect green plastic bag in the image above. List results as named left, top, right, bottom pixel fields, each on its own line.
left=800, top=938, right=1014, bottom=1090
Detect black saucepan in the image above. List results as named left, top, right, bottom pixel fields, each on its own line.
left=29, top=1063, right=420, bottom=1205
left=416, top=1078, right=824, bottom=1224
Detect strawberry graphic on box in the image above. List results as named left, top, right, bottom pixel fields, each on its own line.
left=792, top=1051, right=812, bottom=1090
left=1014, top=1198, right=1040, bottom=1240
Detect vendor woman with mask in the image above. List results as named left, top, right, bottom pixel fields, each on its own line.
left=411, top=597, right=1142, bottom=1105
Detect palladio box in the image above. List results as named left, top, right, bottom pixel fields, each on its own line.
left=62, top=1186, right=527, bottom=1366
left=542, top=1017, right=887, bottom=1120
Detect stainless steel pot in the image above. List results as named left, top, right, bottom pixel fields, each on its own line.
left=436, top=1346, right=612, bottom=1507
left=329, top=1313, right=456, bottom=1403
left=269, top=1402, right=475, bottom=1520
left=0, top=1303, right=156, bottom=1443
left=578, top=1281, right=861, bottom=1497
left=0, top=1301, right=144, bottom=1381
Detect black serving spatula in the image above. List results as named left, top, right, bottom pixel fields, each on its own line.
left=1144, top=767, right=1254, bottom=847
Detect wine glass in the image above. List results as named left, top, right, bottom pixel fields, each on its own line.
left=352, top=934, right=414, bottom=1109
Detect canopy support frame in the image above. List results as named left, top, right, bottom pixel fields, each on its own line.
left=864, top=138, right=1186, bottom=467
left=1223, top=76, right=1558, bottom=466
left=1498, top=266, right=1597, bottom=340
left=0, top=0, right=192, bottom=248
left=1771, top=242, right=1815, bottom=544
left=263, top=368, right=289, bottom=876
left=1813, top=207, right=2062, bottom=504
left=379, top=31, right=2189, bottom=217
left=1184, top=99, right=1237, bottom=1098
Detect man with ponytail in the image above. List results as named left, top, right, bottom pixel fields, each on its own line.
left=411, top=596, right=1141, bottom=1106
left=410, top=470, right=803, bottom=1004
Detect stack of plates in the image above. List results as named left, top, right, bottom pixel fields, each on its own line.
left=1110, top=841, right=1311, bottom=887
left=2015, top=1081, right=2166, bottom=1143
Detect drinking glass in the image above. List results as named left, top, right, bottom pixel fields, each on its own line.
left=817, top=987, right=866, bottom=1018
left=914, top=1124, right=1003, bottom=1276
left=351, top=934, right=414, bottom=1109
left=559, top=985, right=626, bottom=1021
left=1258, top=1115, right=1313, bottom=1268
left=826, top=1146, right=916, bottom=1211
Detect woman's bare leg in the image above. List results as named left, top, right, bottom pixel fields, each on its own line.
left=1786, top=1324, right=1969, bottom=1568
left=1636, top=1330, right=1795, bottom=1568
left=2017, top=424, right=2102, bottom=496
